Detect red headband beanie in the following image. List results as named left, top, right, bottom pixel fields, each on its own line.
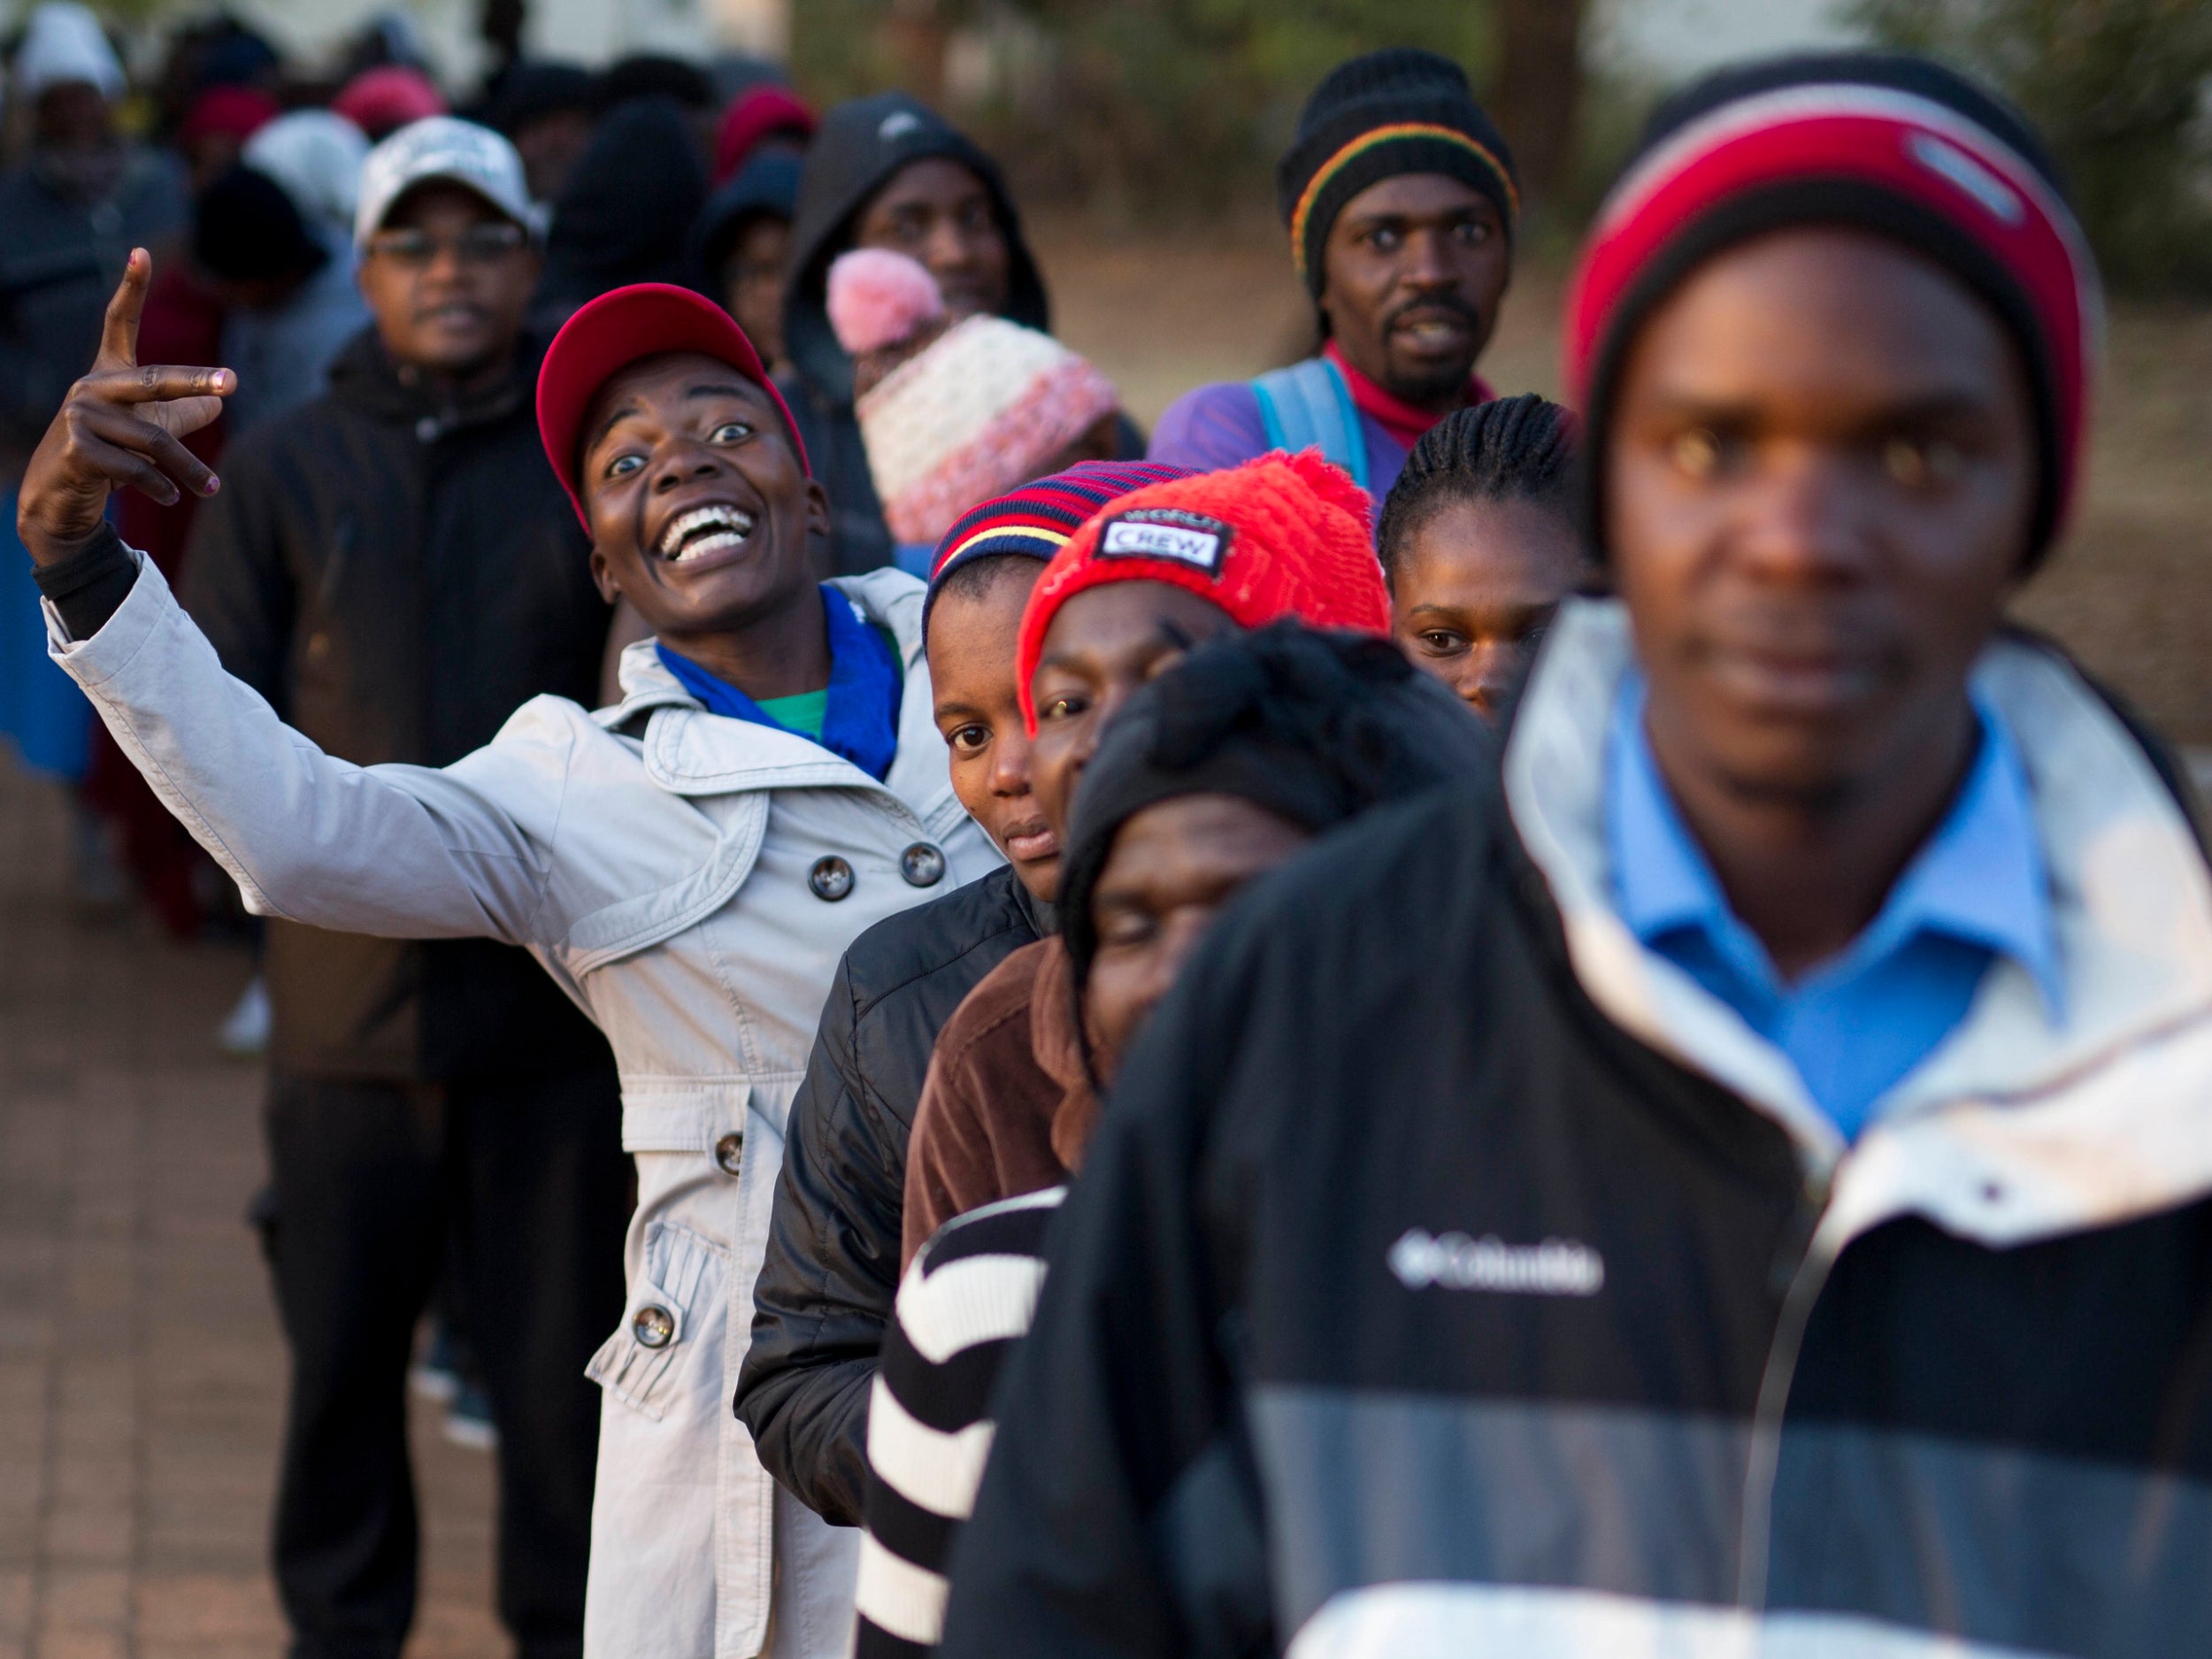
left=1563, top=51, right=2101, bottom=569
left=536, top=282, right=809, bottom=530
left=922, top=459, right=1195, bottom=631
left=1015, top=449, right=1393, bottom=732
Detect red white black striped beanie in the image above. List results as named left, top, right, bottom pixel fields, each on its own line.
left=1564, top=52, right=2102, bottom=568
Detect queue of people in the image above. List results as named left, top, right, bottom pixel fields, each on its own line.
left=9, top=13, right=2203, bottom=1659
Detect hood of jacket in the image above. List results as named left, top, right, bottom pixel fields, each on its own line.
left=1504, top=596, right=2212, bottom=1255
left=694, top=147, right=803, bottom=280
left=538, top=96, right=710, bottom=310
left=781, top=91, right=1048, bottom=405
left=324, top=324, right=547, bottom=439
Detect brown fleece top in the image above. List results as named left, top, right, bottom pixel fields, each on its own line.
left=901, top=936, right=1099, bottom=1269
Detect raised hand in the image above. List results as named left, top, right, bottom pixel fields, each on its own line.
left=18, top=248, right=234, bottom=567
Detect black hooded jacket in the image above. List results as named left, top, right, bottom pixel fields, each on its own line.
left=533, top=96, right=710, bottom=329
left=939, top=614, right=2212, bottom=1659
left=180, top=327, right=613, bottom=1082
left=777, top=93, right=1050, bottom=574
left=735, top=862, right=1051, bottom=1524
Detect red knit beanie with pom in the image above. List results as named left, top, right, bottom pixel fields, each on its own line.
left=1016, top=449, right=1391, bottom=730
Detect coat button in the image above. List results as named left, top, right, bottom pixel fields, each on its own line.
left=632, top=1305, right=675, bottom=1349
left=714, top=1132, right=743, bottom=1177
left=899, top=843, right=945, bottom=887
left=808, top=856, right=854, bottom=901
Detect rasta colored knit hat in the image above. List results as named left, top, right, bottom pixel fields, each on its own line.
left=924, top=459, right=1195, bottom=626
left=1015, top=449, right=1393, bottom=730
left=535, top=282, right=808, bottom=529
left=1059, top=621, right=1493, bottom=1007
left=1564, top=51, right=2101, bottom=568
left=1276, top=47, right=1519, bottom=298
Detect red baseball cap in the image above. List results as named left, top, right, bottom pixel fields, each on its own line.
left=535, top=282, right=810, bottom=529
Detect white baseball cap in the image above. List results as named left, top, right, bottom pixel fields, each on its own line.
left=353, top=116, right=547, bottom=250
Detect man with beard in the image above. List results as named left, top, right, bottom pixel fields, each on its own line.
left=1148, top=48, right=1517, bottom=504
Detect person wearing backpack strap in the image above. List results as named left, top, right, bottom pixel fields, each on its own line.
left=1148, top=48, right=1517, bottom=502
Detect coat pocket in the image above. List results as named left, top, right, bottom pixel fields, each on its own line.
left=586, top=1218, right=729, bottom=1423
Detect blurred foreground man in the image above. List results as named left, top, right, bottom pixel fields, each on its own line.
left=181, top=119, right=623, bottom=1659
left=945, top=55, right=2212, bottom=1659
left=1148, top=48, right=1515, bottom=500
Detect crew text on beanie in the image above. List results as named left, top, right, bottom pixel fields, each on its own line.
left=1563, top=51, right=2101, bottom=567
left=1276, top=48, right=1519, bottom=299
left=1015, top=449, right=1393, bottom=730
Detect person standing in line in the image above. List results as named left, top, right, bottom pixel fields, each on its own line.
left=939, top=53, right=2212, bottom=1659
left=0, top=3, right=184, bottom=817
left=779, top=92, right=1139, bottom=573
left=192, top=164, right=370, bottom=438
left=856, top=623, right=1491, bottom=1658
left=695, top=149, right=804, bottom=373
left=736, top=461, right=1190, bottom=1531
left=1148, top=47, right=1517, bottom=503
left=1378, top=393, right=1589, bottom=718
left=899, top=450, right=1397, bottom=1261
left=20, top=248, right=996, bottom=1655
left=168, top=118, right=626, bottom=1659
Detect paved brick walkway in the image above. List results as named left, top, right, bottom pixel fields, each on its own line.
left=0, top=755, right=503, bottom=1659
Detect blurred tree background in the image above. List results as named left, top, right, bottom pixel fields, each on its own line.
left=790, top=0, right=1591, bottom=231
left=793, top=0, right=2212, bottom=294
left=1855, top=0, right=2212, bottom=291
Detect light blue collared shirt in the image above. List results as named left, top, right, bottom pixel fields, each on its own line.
left=1606, top=677, right=2062, bottom=1140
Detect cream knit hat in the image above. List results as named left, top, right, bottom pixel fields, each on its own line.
left=828, top=249, right=1120, bottom=547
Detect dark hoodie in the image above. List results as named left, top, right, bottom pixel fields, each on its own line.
left=778, top=93, right=1049, bottom=574
left=692, top=146, right=802, bottom=290
left=179, top=327, right=613, bottom=1081
left=533, top=96, right=710, bottom=330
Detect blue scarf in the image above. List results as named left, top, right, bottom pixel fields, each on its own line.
left=655, top=586, right=903, bottom=781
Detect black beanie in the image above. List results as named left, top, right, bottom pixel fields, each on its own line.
left=195, top=165, right=326, bottom=286
left=1275, top=47, right=1519, bottom=299
left=1060, top=620, right=1494, bottom=1000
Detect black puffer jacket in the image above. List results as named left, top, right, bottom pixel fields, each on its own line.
left=778, top=92, right=1050, bottom=575
left=736, top=862, right=1050, bottom=1524
left=180, top=327, right=613, bottom=1082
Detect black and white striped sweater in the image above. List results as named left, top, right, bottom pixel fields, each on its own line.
left=855, top=1186, right=1066, bottom=1656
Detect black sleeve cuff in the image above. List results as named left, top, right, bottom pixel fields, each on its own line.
left=32, top=523, right=137, bottom=641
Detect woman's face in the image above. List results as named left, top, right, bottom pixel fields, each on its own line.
left=1390, top=493, right=1586, bottom=718
left=580, top=350, right=827, bottom=645
left=1082, top=794, right=1311, bottom=1080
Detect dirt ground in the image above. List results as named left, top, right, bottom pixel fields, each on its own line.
left=1033, top=218, right=2212, bottom=743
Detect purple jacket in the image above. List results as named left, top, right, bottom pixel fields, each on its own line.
left=1145, top=377, right=1413, bottom=498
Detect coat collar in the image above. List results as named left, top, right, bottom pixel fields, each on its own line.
left=1505, top=598, right=2212, bottom=1248
left=596, top=568, right=965, bottom=833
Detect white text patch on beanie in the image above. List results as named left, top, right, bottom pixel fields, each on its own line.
left=1099, top=509, right=1233, bottom=576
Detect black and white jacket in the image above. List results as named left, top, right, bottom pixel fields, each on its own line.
left=938, top=600, right=2212, bottom=1659
left=856, top=1187, right=1064, bottom=1656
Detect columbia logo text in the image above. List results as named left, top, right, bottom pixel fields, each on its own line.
left=1387, top=1230, right=1606, bottom=1296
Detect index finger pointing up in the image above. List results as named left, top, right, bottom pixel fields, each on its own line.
left=95, top=248, right=151, bottom=373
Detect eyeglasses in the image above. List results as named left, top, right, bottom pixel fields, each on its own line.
left=365, top=222, right=527, bottom=270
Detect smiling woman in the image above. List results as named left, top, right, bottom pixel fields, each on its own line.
left=21, top=269, right=1000, bottom=1659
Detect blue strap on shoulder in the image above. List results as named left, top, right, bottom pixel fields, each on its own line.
left=1248, top=356, right=1368, bottom=494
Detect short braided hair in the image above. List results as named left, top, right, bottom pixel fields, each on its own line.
left=1376, top=393, right=1578, bottom=585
